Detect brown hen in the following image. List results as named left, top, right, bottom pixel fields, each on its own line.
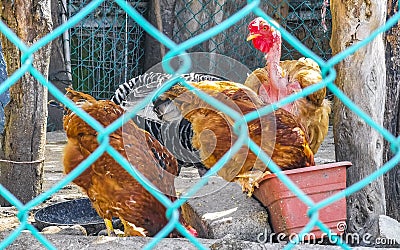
left=63, top=88, right=197, bottom=237
left=246, top=17, right=331, bottom=153
left=155, top=81, right=314, bottom=195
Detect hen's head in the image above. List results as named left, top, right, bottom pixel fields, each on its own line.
left=247, top=17, right=281, bottom=54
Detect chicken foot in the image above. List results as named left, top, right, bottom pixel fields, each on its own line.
left=104, top=218, right=147, bottom=237
left=235, top=170, right=271, bottom=197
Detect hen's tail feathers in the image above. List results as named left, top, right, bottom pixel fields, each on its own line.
left=48, top=88, right=96, bottom=111
left=111, top=72, right=228, bottom=108
left=65, top=87, right=97, bottom=104
left=61, top=88, right=99, bottom=116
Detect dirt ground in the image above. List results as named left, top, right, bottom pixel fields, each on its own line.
left=0, top=126, right=335, bottom=235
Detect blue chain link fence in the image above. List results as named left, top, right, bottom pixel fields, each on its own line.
left=0, top=0, right=399, bottom=249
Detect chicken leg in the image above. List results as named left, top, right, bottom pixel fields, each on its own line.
left=104, top=218, right=117, bottom=236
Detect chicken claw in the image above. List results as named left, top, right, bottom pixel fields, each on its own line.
left=235, top=170, right=271, bottom=196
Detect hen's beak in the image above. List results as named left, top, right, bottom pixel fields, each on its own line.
left=246, top=33, right=261, bottom=41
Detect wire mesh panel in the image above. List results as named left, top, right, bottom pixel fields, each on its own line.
left=68, top=0, right=147, bottom=99
left=173, top=0, right=331, bottom=70
left=274, top=0, right=331, bottom=60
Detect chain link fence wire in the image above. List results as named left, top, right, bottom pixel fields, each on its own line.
left=0, top=0, right=399, bottom=249
left=68, top=0, right=147, bottom=99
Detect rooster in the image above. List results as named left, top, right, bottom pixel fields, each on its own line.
left=245, top=17, right=331, bottom=154
left=154, top=81, right=315, bottom=195
left=63, top=88, right=197, bottom=237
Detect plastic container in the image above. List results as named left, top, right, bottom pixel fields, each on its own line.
left=253, top=161, right=352, bottom=239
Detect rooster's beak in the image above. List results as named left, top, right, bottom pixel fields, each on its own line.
left=246, top=33, right=261, bottom=41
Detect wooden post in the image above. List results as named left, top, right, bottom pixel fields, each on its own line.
left=383, top=0, right=400, bottom=222
left=0, top=0, right=52, bottom=205
left=330, top=0, right=387, bottom=244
